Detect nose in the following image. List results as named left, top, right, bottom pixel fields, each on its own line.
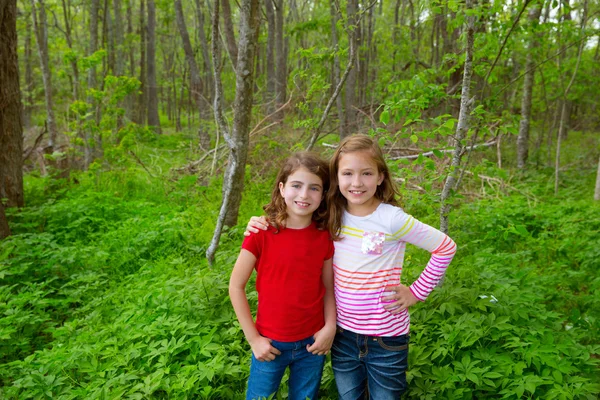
left=299, top=187, right=309, bottom=198
left=352, top=175, right=362, bottom=187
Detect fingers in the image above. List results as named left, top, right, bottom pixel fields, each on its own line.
left=256, top=346, right=281, bottom=362
left=306, top=343, right=330, bottom=356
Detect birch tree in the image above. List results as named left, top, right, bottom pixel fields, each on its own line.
left=439, top=0, right=476, bottom=234
left=206, top=0, right=260, bottom=264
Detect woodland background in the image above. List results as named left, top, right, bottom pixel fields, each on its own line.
left=0, top=0, right=599, bottom=398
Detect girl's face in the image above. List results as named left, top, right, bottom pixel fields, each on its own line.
left=279, top=167, right=324, bottom=224
left=337, top=151, right=384, bottom=216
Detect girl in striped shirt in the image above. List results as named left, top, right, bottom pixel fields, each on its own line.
left=247, top=135, right=456, bottom=399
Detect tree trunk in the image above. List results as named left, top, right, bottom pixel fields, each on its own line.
left=221, top=0, right=238, bottom=66
left=265, top=0, right=276, bottom=113
left=30, top=0, right=58, bottom=151
left=194, top=0, right=213, bottom=102
left=330, top=0, right=346, bottom=138
left=23, top=15, right=33, bottom=128
left=0, top=201, right=10, bottom=239
left=175, top=0, right=210, bottom=147
left=345, top=0, right=358, bottom=132
left=555, top=0, right=587, bottom=195
left=146, top=0, right=160, bottom=133
left=0, top=0, right=24, bottom=208
left=517, top=5, right=542, bottom=169
left=207, top=0, right=260, bottom=264
left=85, top=0, right=100, bottom=168
left=61, top=0, right=80, bottom=100
left=113, top=0, right=124, bottom=76
left=274, top=0, right=286, bottom=117
left=594, top=155, right=600, bottom=201
left=440, top=0, right=475, bottom=234
left=137, top=0, right=147, bottom=125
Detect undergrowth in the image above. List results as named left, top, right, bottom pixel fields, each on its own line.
left=1, top=135, right=599, bottom=399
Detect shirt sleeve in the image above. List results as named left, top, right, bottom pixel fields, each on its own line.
left=325, top=237, right=334, bottom=260
left=390, top=208, right=457, bottom=301
left=242, top=231, right=262, bottom=259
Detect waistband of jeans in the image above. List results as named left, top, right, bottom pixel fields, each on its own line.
left=336, top=326, right=410, bottom=341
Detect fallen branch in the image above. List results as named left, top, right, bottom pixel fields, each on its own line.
left=389, top=139, right=498, bottom=160
left=23, top=124, right=47, bottom=161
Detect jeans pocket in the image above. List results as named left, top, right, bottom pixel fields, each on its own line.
left=376, top=335, right=409, bottom=351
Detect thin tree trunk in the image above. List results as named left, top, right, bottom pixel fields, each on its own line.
left=265, top=0, right=276, bottom=113
left=175, top=0, right=210, bottom=147
left=274, top=0, right=286, bottom=118
left=207, top=0, right=260, bottom=264
left=61, top=0, right=80, bottom=99
left=221, top=0, right=238, bottom=66
left=517, top=5, right=542, bottom=169
left=440, top=0, right=475, bottom=234
left=113, top=0, right=124, bottom=76
left=137, top=0, right=147, bottom=125
left=330, top=0, right=346, bottom=138
left=555, top=0, right=587, bottom=195
left=345, top=0, right=358, bottom=132
left=30, top=0, right=57, bottom=151
left=0, top=0, right=25, bottom=208
left=195, top=0, right=213, bottom=102
left=85, top=0, right=100, bottom=168
left=23, top=16, right=33, bottom=128
left=146, top=0, right=160, bottom=132
left=594, top=155, right=600, bottom=201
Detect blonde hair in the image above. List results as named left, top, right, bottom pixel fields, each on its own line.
left=327, top=135, right=400, bottom=239
left=264, top=152, right=330, bottom=232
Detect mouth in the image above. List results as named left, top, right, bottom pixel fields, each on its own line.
left=349, top=190, right=365, bottom=195
left=295, top=201, right=310, bottom=208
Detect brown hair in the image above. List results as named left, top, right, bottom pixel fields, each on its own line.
left=263, top=152, right=330, bottom=232
left=327, top=134, right=400, bottom=239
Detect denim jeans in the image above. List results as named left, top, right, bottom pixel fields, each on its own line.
left=246, top=336, right=325, bottom=400
left=331, top=327, right=409, bottom=400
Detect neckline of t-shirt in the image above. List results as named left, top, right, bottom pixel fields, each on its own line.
left=344, top=202, right=384, bottom=220
left=280, top=220, right=315, bottom=231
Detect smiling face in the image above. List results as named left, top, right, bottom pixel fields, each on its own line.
left=337, top=151, right=384, bottom=216
left=278, top=167, right=324, bottom=228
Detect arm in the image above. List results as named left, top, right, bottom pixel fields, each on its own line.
left=243, top=216, right=269, bottom=236
left=306, top=258, right=337, bottom=355
left=229, top=249, right=281, bottom=361
left=383, top=214, right=457, bottom=313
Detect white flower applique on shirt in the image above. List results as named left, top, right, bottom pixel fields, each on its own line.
left=361, top=231, right=385, bottom=255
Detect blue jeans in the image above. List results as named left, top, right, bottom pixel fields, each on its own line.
left=331, top=327, right=409, bottom=400
left=246, top=336, right=325, bottom=400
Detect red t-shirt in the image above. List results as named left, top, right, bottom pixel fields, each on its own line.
left=242, top=222, right=334, bottom=342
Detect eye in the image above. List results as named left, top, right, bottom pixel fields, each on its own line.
left=311, top=187, right=321, bottom=191
left=291, top=184, right=301, bottom=189
left=364, top=172, right=373, bottom=176
left=341, top=172, right=351, bottom=176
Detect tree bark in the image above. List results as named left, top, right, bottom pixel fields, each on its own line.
left=440, top=0, right=475, bottom=234
left=146, top=0, right=160, bottom=133
left=594, top=154, right=600, bottom=201
left=194, top=0, right=213, bottom=102
left=136, top=0, right=147, bottom=125
left=517, top=5, right=542, bottom=169
left=30, top=0, right=58, bottom=151
left=207, top=0, right=260, bottom=264
left=274, top=0, right=286, bottom=117
left=23, top=16, right=33, bottom=128
left=175, top=0, right=210, bottom=147
left=85, top=0, right=100, bottom=168
left=221, top=0, right=238, bottom=66
left=555, top=0, right=587, bottom=195
left=0, top=201, right=10, bottom=239
left=330, top=0, right=346, bottom=138
left=113, top=0, right=124, bottom=76
left=60, top=0, right=80, bottom=100
left=265, top=0, right=276, bottom=112
left=0, top=0, right=24, bottom=208
left=345, top=0, right=358, bottom=132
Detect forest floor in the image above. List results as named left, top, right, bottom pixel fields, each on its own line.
left=1, top=131, right=599, bottom=399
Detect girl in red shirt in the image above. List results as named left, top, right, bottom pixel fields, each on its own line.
left=229, top=152, right=336, bottom=400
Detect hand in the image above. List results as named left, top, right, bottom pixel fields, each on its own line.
left=249, top=336, right=281, bottom=362
left=306, top=324, right=336, bottom=356
left=382, top=284, right=419, bottom=314
left=243, top=216, right=269, bottom=237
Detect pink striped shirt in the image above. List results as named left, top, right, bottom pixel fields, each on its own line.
left=334, top=203, right=457, bottom=336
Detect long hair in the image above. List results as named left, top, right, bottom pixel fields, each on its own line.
left=263, top=152, right=330, bottom=232
left=327, top=134, right=400, bottom=239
